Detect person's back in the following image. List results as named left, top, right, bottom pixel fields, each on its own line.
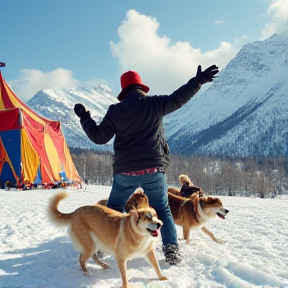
left=109, top=90, right=170, bottom=174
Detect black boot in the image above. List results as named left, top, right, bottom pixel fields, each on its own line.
left=163, top=244, right=182, bottom=265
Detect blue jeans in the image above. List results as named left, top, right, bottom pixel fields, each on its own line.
left=106, top=171, right=178, bottom=247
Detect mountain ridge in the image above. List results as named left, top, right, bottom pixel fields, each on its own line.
left=27, top=32, right=288, bottom=157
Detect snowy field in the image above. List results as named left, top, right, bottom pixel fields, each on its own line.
left=0, top=185, right=287, bottom=288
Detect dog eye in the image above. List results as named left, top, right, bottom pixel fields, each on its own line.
left=145, top=212, right=153, bottom=219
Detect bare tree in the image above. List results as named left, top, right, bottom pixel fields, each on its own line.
left=70, top=148, right=288, bottom=198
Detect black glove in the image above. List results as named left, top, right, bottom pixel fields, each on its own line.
left=74, top=103, right=90, bottom=119
left=196, top=65, right=219, bottom=85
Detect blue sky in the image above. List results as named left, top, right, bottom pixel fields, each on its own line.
left=1, top=0, right=288, bottom=102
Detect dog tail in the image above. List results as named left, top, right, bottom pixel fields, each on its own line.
left=48, top=192, right=72, bottom=226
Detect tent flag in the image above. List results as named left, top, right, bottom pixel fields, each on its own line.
left=0, top=70, right=82, bottom=189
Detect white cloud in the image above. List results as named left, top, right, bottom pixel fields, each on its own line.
left=110, top=10, right=239, bottom=95
left=214, top=19, right=225, bottom=26
left=9, top=4, right=286, bottom=101
left=9, top=68, right=79, bottom=102
left=260, top=0, right=288, bottom=40
left=9, top=68, right=109, bottom=102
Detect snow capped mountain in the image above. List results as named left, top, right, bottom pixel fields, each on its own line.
left=164, top=31, right=288, bottom=157
left=27, top=31, right=288, bottom=157
left=27, top=85, right=118, bottom=150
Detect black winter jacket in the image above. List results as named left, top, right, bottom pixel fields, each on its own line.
left=80, top=77, right=201, bottom=175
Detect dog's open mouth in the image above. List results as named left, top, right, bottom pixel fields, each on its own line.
left=147, top=228, right=159, bottom=237
left=217, top=213, right=225, bottom=219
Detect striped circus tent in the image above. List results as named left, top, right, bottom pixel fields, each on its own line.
left=0, top=68, right=82, bottom=188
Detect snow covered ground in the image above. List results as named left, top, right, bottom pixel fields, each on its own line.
left=0, top=185, right=287, bottom=288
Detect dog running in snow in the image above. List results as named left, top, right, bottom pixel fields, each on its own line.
left=96, top=186, right=229, bottom=244
left=48, top=188, right=167, bottom=288
left=168, top=187, right=229, bottom=244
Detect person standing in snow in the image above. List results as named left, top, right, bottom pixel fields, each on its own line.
left=74, top=65, right=219, bottom=265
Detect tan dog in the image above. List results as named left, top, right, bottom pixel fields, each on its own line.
left=167, top=190, right=229, bottom=244
left=48, top=188, right=167, bottom=288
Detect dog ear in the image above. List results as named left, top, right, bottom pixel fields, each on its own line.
left=125, top=199, right=138, bottom=212
left=133, top=187, right=144, bottom=194
left=130, top=209, right=139, bottom=222
left=131, top=204, right=137, bottom=210
left=199, top=196, right=209, bottom=207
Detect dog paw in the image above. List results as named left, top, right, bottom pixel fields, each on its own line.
left=100, top=263, right=110, bottom=269
left=159, top=276, right=168, bottom=281
left=83, top=271, right=90, bottom=277
left=216, top=239, right=227, bottom=245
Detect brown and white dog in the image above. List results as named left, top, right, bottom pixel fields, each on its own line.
left=48, top=188, right=167, bottom=288
left=168, top=187, right=229, bottom=244
left=97, top=187, right=228, bottom=245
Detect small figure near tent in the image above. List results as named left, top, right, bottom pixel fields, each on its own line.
left=5, top=181, right=17, bottom=191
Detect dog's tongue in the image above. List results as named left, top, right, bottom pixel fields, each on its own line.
left=150, top=229, right=160, bottom=237
left=217, top=213, right=225, bottom=220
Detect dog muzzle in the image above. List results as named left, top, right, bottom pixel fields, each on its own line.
left=146, top=221, right=162, bottom=237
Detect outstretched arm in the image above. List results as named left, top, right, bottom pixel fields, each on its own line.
left=74, top=104, right=115, bottom=144
left=154, top=65, right=219, bottom=116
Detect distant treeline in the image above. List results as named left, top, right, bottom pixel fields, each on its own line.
left=70, top=147, right=288, bottom=198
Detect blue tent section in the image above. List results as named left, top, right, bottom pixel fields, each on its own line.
left=34, top=165, right=42, bottom=184
left=0, top=162, right=15, bottom=188
left=59, top=171, right=71, bottom=183
left=0, top=129, right=21, bottom=188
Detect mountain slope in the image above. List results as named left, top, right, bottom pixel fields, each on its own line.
left=164, top=32, right=288, bottom=157
left=27, top=85, right=118, bottom=150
